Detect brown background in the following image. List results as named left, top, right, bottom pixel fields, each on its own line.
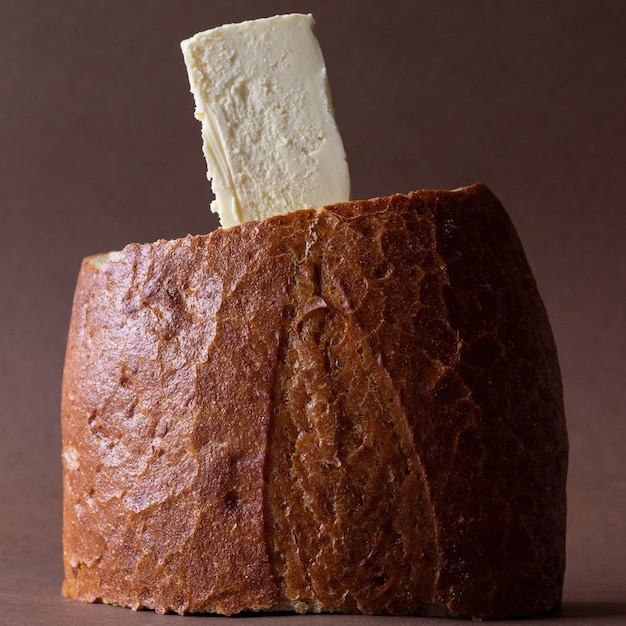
left=1, top=0, right=625, bottom=624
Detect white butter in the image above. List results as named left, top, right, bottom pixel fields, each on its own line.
left=181, top=14, right=350, bottom=227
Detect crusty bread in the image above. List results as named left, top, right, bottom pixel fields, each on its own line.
left=61, top=183, right=567, bottom=619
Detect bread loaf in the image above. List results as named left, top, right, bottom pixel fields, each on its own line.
left=61, top=183, right=567, bottom=619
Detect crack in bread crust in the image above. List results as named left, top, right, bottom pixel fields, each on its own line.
left=265, top=205, right=440, bottom=614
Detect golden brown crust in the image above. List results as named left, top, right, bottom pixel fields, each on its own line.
left=61, top=183, right=567, bottom=618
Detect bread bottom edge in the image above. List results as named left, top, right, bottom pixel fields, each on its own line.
left=62, top=587, right=562, bottom=621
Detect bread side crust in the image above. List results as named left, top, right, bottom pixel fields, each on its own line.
left=61, top=184, right=567, bottom=618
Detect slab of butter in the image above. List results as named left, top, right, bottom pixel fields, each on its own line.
left=181, top=14, right=350, bottom=228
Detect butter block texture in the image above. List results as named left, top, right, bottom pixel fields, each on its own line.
left=181, top=14, right=350, bottom=227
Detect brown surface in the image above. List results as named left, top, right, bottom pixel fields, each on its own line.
left=1, top=0, right=625, bottom=624
left=61, top=186, right=566, bottom=619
